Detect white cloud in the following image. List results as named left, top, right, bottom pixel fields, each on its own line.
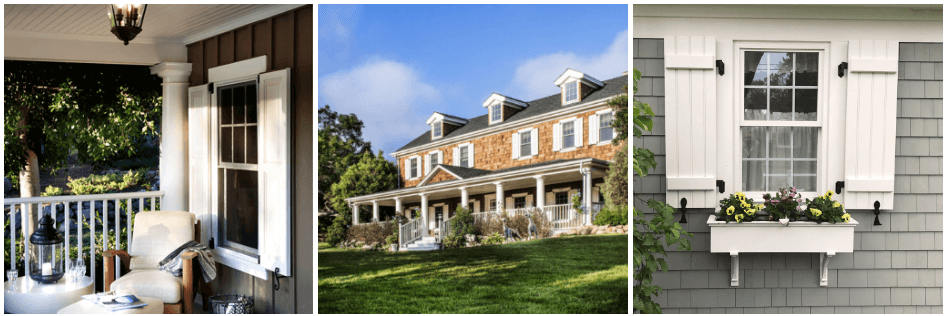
left=319, top=58, right=441, bottom=157
left=511, top=30, right=628, bottom=99
left=318, top=5, right=360, bottom=42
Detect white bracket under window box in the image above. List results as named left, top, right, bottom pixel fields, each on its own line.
left=707, top=216, right=858, bottom=287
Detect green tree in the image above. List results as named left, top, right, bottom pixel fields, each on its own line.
left=5, top=61, right=160, bottom=232
left=632, top=68, right=693, bottom=314
left=318, top=105, right=373, bottom=214
left=602, top=83, right=629, bottom=209
left=326, top=150, right=398, bottom=246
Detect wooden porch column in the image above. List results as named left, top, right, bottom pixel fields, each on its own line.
left=459, top=187, right=469, bottom=210
left=394, top=197, right=403, bottom=218
left=150, top=62, right=193, bottom=212
left=580, top=167, right=592, bottom=225
left=352, top=203, right=360, bottom=225
left=419, top=193, right=429, bottom=236
left=534, top=175, right=545, bottom=208
left=494, top=181, right=504, bottom=211
left=372, top=200, right=380, bottom=222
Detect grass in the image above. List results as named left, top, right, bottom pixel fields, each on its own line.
left=318, top=234, right=628, bottom=313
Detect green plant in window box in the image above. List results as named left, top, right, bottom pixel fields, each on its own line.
left=715, top=192, right=762, bottom=223
left=804, top=190, right=850, bottom=224
left=761, top=187, right=803, bottom=221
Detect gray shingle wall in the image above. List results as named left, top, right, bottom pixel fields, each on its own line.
left=634, top=39, right=944, bottom=313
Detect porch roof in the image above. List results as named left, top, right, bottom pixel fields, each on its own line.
left=345, top=157, right=611, bottom=205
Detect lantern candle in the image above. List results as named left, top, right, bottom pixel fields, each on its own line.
left=42, top=263, right=52, bottom=276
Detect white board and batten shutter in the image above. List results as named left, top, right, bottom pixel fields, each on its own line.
left=453, top=146, right=460, bottom=166
left=468, top=144, right=475, bottom=168
left=546, top=192, right=555, bottom=206
left=552, top=123, right=562, bottom=151
left=424, top=154, right=430, bottom=175
left=258, top=68, right=291, bottom=277
left=574, top=118, right=583, bottom=147
left=512, top=132, right=520, bottom=159
left=588, top=114, right=599, bottom=144
left=664, top=36, right=718, bottom=208
left=530, top=129, right=538, bottom=155
left=843, top=40, right=899, bottom=210
left=187, top=84, right=212, bottom=245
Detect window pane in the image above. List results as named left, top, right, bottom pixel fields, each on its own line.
left=246, top=126, right=258, bottom=164
left=767, top=161, right=791, bottom=190
left=431, top=153, right=438, bottom=166
left=224, top=169, right=258, bottom=250
left=460, top=146, right=468, bottom=167
left=521, top=132, right=531, bottom=156
left=742, top=161, right=765, bottom=191
left=742, top=126, right=765, bottom=158
left=221, top=127, right=232, bottom=163
left=793, top=127, right=818, bottom=158
left=745, top=51, right=767, bottom=86
left=795, top=89, right=818, bottom=121
left=246, top=85, right=258, bottom=123
left=744, top=88, right=767, bottom=120
left=770, top=88, right=793, bottom=121
left=768, top=52, right=793, bottom=86
left=796, top=53, right=819, bottom=86
left=233, top=86, right=246, bottom=124
left=563, top=121, right=575, bottom=148
left=233, top=126, right=245, bottom=164
left=768, top=127, right=792, bottom=159
left=221, top=88, right=232, bottom=124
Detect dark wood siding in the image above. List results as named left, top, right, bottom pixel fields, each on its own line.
left=185, top=4, right=312, bottom=314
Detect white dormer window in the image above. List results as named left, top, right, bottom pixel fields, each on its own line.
left=483, top=93, right=527, bottom=125
left=433, top=123, right=442, bottom=138
left=491, top=104, right=501, bottom=122
left=426, top=112, right=468, bottom=140
left=565, top=81, right=578, bottom=103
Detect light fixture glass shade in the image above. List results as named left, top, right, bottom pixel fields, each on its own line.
left=106, top=4, right=147, bottom=45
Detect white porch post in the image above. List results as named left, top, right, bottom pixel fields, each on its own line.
left=460, top=187, right=469, bottom=209
left=150, top=62, right=193, bottom=212
left=352, top=203, right=360, bottom=225
left=495, top=181, right=504, bottom=211
left=395, top=197, right=403, bottom=218
left=372, top=200, right=380, bottom=222
left=534, top=175, right=546, bottom=209
left=420, top=193, right=429, bottom=236
left=581, top=167, right=592, bottom=225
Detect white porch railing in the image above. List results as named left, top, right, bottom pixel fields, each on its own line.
left=468, top=204, right=589, bottom=231
left=399, top=216, right=423, bottom=248
left=4, top=191, right=163, bottom=292
left=440, top=216, right=454, bottom=243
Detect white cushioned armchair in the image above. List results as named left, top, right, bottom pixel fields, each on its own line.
left=104, top=211, right=207, bottom=314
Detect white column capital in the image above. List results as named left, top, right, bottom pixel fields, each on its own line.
left=150, top=62, right=193, bottom=83
left=493, top=181, right=504, bottom=187
left=459, top=186, right=468, bottom=192
left=393, top=196, right=402, bottom=202
left=533, top=175, right=545, bottom=180
left=372, top=200, right=379, bottom=206
left=418, top=192, right=428, bottom=198
left=579, top=167, right=592, bottom=174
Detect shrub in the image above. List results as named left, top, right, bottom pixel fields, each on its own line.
left=385, top=214, right=405, bottom=246
left=593, top=205, right=629, bottom=226
left=482, top=232, right=504, bottom=245
left=41, top=185, right=64, bottom=197
left=443, top=207, right=475, bottom=248
left=345, top=221, right=392, bottom=246
left=66, top=168, right=148, bottom=195
left=326, top=219, right=348, bottom=247
left=473, top=213, right=503, bottom=236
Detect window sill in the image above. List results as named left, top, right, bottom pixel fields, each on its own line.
left=594, top=140, right=613, bottom=146
left=558, top=147, right=578, bottom=153
left=214, top=247, right=268, bottom=280
left=517, top=155, right=535, bottom=161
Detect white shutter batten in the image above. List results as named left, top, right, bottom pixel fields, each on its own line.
left=469, top=144, right=475, bottom=168
left=553, top=123, right=562, bottom=151
left=187, top=84, right=211, bottom=245
left=843, top=40, right=899, bottom=210
left=258, top=68, right=291, bottom=276
left=664, top=36, right=718, bottom=208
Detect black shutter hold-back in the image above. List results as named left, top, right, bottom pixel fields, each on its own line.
left=873, top=201, right=882, bottom=226
left=838, top=62, right=848, bottom=78
left=679, top=198, right=688, bottom=224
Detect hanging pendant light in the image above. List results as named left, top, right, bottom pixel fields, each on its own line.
left=106, top=4, right=148, bottom=45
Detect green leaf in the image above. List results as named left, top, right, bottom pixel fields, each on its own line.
left=657, top=257, right=669, bottom=272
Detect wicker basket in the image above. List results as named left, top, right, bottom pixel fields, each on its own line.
left=209, top=294, right=254, bottom=314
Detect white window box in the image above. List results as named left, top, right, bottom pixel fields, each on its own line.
left=707, top=215, right=858, bottom=287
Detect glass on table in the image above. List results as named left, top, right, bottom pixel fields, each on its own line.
left=7, top=269, right=17, bottom=290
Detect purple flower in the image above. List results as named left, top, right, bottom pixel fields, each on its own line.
left=789, top=192, right=795, bottom=198
left=771, top=200, right=779, bottom=204
left=797, top=206, right=803, bottom=211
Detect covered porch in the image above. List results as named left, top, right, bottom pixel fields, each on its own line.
left=345, top=158, right=611, bottom=247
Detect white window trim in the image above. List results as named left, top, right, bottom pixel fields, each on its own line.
left=431, top=122, right=443, bottom=140
left=427, top=150, right=442, bottom=175
left=517, top=127, right=536, bottom=160
left=408, top=155, right=420, bottom=179
left=455, top=142, right=473, bottom=168
left=564, top=80, right=580, bottom=105
left=489, top=104, right=503, bottom=124
left=734, top=41, right=831, bottom=201
left=595, top=108, right=615, bottom=146
left=558, top=116, right=579, bottom=151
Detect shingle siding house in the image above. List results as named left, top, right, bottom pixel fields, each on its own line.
left=345, top=69, right=625, bottom=248
left=634, top=4, right=943, bottom=314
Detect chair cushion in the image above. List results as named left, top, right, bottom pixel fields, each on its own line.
left=129, top=211, right=196, bottom=270
left=110, top=269, right=183, bottom=304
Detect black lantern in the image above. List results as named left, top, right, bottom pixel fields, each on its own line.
left=29, top=214, right=65, bottom=284
left=106, top=4, right=148, bottom=45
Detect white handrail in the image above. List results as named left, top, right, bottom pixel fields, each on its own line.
left=399, top=216, right=423, bottom=249
left=3, top=191, right=163, bottom=293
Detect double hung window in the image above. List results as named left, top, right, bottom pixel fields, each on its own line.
left=433, top=123, right=442, bottom=137
left=514, top=197, right=526, bottom=209
left=555, top=192, right=568, bottom=205
left=491, top=104, right=501, bottom=122
left=430, top=152, right=439, bottom=168
left=565, top=81, right=578, bottom=103
left=489, top=199, right=497, bottom=212
left=740, top=48, right=823, bottom=194
left=562, top=121, right=576, bottom=148
left=410, top=157, right=419, bottom=179
left=459, top=146, right=469, bottom=167
left=599, top=112, right=613, bottom=142
left=217, top=81, right=259, bottom=257
left=520, top=131, right=532, bottom=157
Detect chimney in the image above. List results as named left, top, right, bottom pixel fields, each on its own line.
left=623, top=70, right=628, bottom=76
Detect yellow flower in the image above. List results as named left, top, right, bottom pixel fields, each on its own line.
left=735, top=214, right=744, bottom=222
left=826, top=190, right=834, bottom=198
left=833, top=201, right=841, bottom=208
left=842, top=213, right=851, bottom=223
left=727, top=206, right=735, bottom=215
left=811, top=208, right=822, bottom=217
left=746, top=208, right=756, bottom=216
left=741, top=201, right=750, bottom=209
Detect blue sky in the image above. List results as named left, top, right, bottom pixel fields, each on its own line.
left=318, top=4, right=629, bottom=160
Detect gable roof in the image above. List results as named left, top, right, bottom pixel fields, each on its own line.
left=395, top=74, right=628, bottom=153
left=417, top=164, right=492, bottom=186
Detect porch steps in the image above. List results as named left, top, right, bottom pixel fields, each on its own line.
left=403, top=236, right=441, bottom=251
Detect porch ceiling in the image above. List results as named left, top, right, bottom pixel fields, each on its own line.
left=4, top=4, right=305, bottom=65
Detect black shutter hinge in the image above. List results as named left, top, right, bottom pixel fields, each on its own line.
left=835, top=181, right=845, bottom=194
left=838, top=62, right=848, bottom=78
left=716, top=60, right=725, bottom=76
left=208, top=82, right=214, bottom=94
left=716, top=180, right=725, bottom=193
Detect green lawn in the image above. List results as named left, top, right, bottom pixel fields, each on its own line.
left=318, top=234, right=628, bottom=313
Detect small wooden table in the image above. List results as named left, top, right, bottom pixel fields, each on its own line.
left=4, top=276, right=94, bottom=314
